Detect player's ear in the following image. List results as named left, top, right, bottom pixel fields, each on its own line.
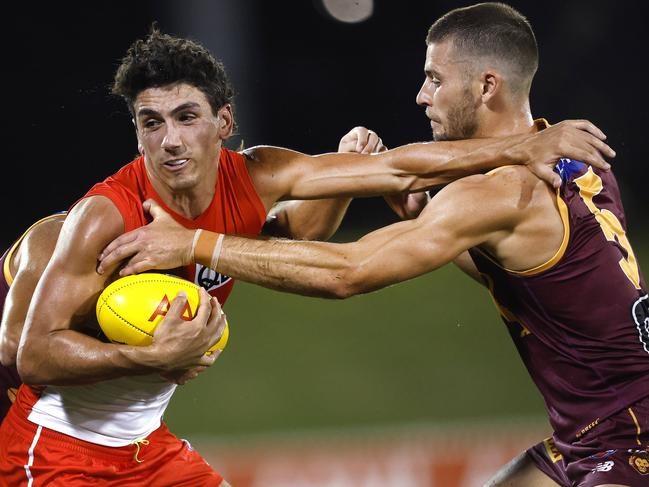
left=480, top=69, right=502, bottom=104
left=216, top=104, right=234, bottom=139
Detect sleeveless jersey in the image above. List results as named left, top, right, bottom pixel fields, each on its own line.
left=468, top=158, right=649, bottom=445
left=19, top=148, right=267, bottom=446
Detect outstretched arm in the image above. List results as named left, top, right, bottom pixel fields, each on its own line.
left=210, top=176, right=513, bottom=298
left=17, top=196, right=224, bottom=386
left=382, top=191, right=484, bottom=284
left=247, top=120, right=613, bottom=209
left=100, top=175, right=518, bottom=297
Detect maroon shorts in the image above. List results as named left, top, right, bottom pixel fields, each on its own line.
left=527, top=395, right=649, bottom=487
left=0, top=363, right=20, bottom=425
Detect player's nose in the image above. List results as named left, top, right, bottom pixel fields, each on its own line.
left=161, top=124, right=184, bottom=153
left=416, top=79, right=433, bottom=107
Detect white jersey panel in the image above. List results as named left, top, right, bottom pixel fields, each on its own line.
left=27, top=374, right=176, bottom=447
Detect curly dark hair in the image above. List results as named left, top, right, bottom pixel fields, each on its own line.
left=112, top=28, right=235, bottom=120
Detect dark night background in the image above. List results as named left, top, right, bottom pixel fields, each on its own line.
left=4, top=0, right=648, bottom=248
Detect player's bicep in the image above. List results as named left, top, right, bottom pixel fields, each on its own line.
left=346, top=178, right=512, bottom=294
left=244, top=146, right=310, bottom=209
left=246, top=145, right=397, bottom=202
left=22, top=197, right=124, bottom=337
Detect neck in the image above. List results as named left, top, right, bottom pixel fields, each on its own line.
left=162, top=185, right=216, bottom=219
left=474, top=99, right=535, bottom=138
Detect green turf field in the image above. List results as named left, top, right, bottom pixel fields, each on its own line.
left=166, top=231, right=649, bottom=438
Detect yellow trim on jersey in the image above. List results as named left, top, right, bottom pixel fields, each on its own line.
left=543, top=437, right=563, bottom=463
left=505, top=190, right=570, bottom=276
left=476, top=118, right=565, bottom=275
left=628, top=407, right=643, bottom=446
left=3, top=241, right=19, bottom=287
left=477, top=172, right=571, bottom=276
left=3, top=213, right=66, bottom=286
left=534, top=118, right=550, bottom=131
left=484, top=165, right=514, bottom=177
left=574, top=167, right=641, bottom=289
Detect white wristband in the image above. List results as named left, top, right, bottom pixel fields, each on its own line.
left=191, top=229, right=203, bottom=263
left=211, top=233, right=225, bottom=270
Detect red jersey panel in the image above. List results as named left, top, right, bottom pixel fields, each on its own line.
left=469, top=159, right=649, bottom=445
left=82, top=148, right=267, bottom=305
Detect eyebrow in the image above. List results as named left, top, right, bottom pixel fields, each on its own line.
left=425, top=68, right=441, bottom=79
left=136, top=102, right=202, bottom=119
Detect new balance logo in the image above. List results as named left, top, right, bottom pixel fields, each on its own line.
left=592, top=460, right=614, bottom=473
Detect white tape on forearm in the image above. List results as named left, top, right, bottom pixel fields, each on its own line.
left=211, top=233, right=225, bottom=270
left=191, top=229, right=203, bottom=263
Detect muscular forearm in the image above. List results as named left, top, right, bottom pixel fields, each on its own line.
left=287, top=135, right=527, bottom=199
left=379, top=135, right=527, bottom=191
left=18, top=331, right=159, bottom=385
left=195, top=218, right=429, bottom=299
left=214, top=236, right=354, bottom=298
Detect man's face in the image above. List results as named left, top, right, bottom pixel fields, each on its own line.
left=133, top=83, right=222, bottom=193
left=416, top=41, right=480, bottom=141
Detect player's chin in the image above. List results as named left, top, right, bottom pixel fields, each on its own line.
left=432, top=130, right=447, bottom=142
left=167, top=173, right=199, bottom=191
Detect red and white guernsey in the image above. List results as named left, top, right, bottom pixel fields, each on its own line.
left=14, top=148, right=266, bottom=446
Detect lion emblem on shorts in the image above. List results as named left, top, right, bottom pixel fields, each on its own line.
left=628, top=450, right=649, bottom=475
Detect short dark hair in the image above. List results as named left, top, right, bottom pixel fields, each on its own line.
left=112, top=28, right=235, bottom=119
left=427, top=2, right=538, bottom=93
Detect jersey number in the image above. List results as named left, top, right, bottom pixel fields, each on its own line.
left=574, top=168, right=641, bottom=289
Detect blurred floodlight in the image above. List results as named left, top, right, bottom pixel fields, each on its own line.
left=320, top=0, right=374, bottom=23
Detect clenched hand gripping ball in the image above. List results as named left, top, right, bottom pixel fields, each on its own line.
left=96, top=273, right=228, bottom=354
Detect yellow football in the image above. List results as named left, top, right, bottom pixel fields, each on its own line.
left=95, top=273, right=228, bottom=355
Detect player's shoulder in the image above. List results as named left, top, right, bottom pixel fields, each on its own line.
left=466, top=165, right=542, bottom=195
left=241, top=145, right=301, bottom=165
left=64, top=196, right=124, bottom=244
left=431, top=165, right=544, bottom=222
left=440, top=165, right=532, bottom=197
left=22, top=213, right=67, bottom=246
left=10, top=214, right=67, bottom=272
left=485, top=164, right=540, bottom=184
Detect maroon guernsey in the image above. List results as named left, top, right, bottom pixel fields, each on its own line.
left=469, top=158, right=649, bottom=445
